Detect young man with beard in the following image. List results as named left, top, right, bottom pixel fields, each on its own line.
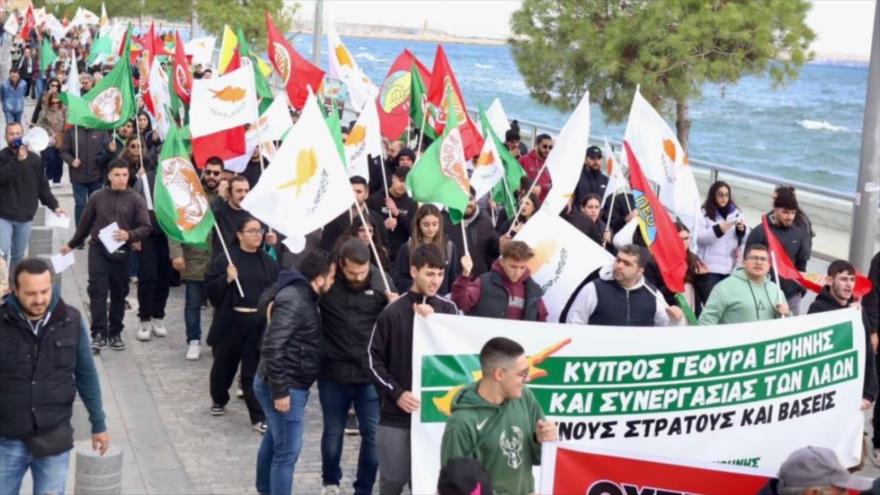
left=369, top=243, right=458, bottom=495
left=367, top=167, right=416, bottom=263
left=806, top=261, right=877, bottom=417
left=573, top=145, right=608, bottom=208
left=319, top=239, right=398, bottom=495
left=211, top=175, right=278, bottom=256
left=61, top=162, right=151, bottom=352
left=440, top=337, right=558, bottom=495
left=0, top=259, right=109, bottom=494
left=169, top=159, right=223, bottom=360
left=518, top=133, right=553, bottom=202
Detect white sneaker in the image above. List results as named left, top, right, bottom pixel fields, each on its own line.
left=136, top=321, right=152, bottom=341
left=321, top=485, right=340, bottom=495
left=151, top=318, right=167, bottom=337
left=186, top=341, right=201, bottom=361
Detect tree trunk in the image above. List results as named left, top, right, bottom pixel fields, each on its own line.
left=675, top=98, right=692, bottom=152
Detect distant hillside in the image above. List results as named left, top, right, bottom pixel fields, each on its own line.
left=293, top=19, right=506, bottom=46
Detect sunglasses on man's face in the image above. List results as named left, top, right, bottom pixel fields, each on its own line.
left=203, top=170, right=222, bottom=176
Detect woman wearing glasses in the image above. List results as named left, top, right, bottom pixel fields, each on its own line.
left=206, top=217, right=279, bottom=434
left=696, top=181, right=749, bottom=291
left=35, top=81, right=66, bottom=187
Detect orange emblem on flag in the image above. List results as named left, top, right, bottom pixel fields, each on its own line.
left=210, top=86, right=246, bottom=102
left=345, top=124, right=366, bottom=146
left=475, top=150, right=495, bottom=167
left=278, top=148, right=319, bottom=195
left=335, top=45, right=353, bottom=68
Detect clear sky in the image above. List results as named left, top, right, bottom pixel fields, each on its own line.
left=296, top=0, right=877, bottom=61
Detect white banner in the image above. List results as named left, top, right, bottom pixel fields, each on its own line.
left=411, top=309, right=865, bottom=494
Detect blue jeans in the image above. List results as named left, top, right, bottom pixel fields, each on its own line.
left=184, top=280, right=204, bottom=342
left=3, top=111, right=21, bottom=124
left=34, top=77, right=45, bottom=102
left=0, top=437, right=70, bottom=495
left=72, top=181, right=103, bottom=226
left=0, top=218, right=32, bottom=271
left=318, top=379, right=379, bottom=495
left=253, top=374, right=308, bottom=495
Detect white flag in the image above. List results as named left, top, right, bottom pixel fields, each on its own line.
left=623, top=87, right=701, bottom=245
left=326, top=14, right=378, bottom=110
left=185, top=36, right=216, bottom=67
left=600, top=137, right=627, bottom=207
left=189, top=62, right=259, bottom=139
left=147, top=60, right=171, bottom=139
left=540, top=91, right=591, bottom=214
left=469, top=129, right=505, bottom=200
left=66, top=49, right=81, bottom=98
left=514, top=209, right=613, bottom=323
left=344, top=100, right=382, bottom=182
left=253, top=93, right=293, bottom=144
left=242, top=92, right=356, bottom=252
left=223, top=129, right=259, bottom=174
left=485, top=98, right=511, bottom=141
left=4, top=13, right=19, bottom=36
left=43, top=14, right=69, bottom=42
left=70, top=7, right=100, bottom=28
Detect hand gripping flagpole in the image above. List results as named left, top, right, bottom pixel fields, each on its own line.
left=770, top=251, right=787, bottom=318
left=213, top=221, right=245, bottom=298
left=353, top=200, right=393, bottom=294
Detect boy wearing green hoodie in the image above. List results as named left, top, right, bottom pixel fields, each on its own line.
left=440, top=337, right=557, bottom=495
left=699, top=243, right=791, bottom=325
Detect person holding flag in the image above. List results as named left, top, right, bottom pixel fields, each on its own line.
left=573, top=145, right=608, bottom=208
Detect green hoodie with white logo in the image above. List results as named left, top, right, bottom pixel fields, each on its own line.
left=440, top=381, right=545, bottom=495
left=698, top=268, right=783, bottom=325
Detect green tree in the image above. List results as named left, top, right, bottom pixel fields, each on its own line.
left=509, top=0, right=815, bottom=150
left=195, top=0, right=296, bottom=49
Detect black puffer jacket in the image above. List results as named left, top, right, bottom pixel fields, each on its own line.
left=257, top=270, right=322, bottom=398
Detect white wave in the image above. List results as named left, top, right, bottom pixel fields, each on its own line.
left=475, top=63, right=493, bottom=69
left=355, top=52, right=387, bottom=63
left=797, top=119, right=848, bottom=132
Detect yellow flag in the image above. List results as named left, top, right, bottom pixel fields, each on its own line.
left=218, top=25, right=238, bottom=74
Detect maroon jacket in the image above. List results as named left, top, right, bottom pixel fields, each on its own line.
left=452, top=260, right=548, bottom=322
left=518, top=149, right=551, bottom=201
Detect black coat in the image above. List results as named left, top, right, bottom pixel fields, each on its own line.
left=808, top=287, right=879, bottom=402
left=0, top=147, right=59, bottom=221
left=256, top=270, right=322, bottom=397
left=746, top=213, right=810, bottom=299
left=366, top=190, right=416, bottom=262
left=573, top=167, right=609, bottom=209
left=444, top=208, right=499, bottom=278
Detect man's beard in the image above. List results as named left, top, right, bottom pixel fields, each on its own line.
left=346, top=277, right=370, bottom=291
left=203, top=179, right=219, bottom=191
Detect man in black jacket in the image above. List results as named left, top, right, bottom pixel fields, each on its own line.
left=369, top=243, right=458, bottom=495
left=806, top=260, right=880, bottom=462
left=0, top=123, right=62, bottom=271
left=61, top=162, right=151, bottom=352
left=367, top=167, right=416, bottom=262
left=319, top=239, right=397, bottom=495
left=321, top=175, right=388, bottom=253
left=253, top=249, right=336, bottom=495
left=0, top=259, right=109, bottom=495
left=445, top=194, right=499, bottom=278
left=573, top=145, right=608, bottom=209
left=746, top=189, right=810, bottom=314
left=60, top=125, right=111, bottom=225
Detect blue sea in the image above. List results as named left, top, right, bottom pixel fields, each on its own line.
left=289, top=34, right=869, bottom=193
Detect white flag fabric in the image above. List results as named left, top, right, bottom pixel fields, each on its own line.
left=469, top=128, right=505, bottom=200
left=99, top=3, right=109, bottom=28
left=43, top=14, right=69, bottom=42
left=4, top=14, right=19, bottom=37
left=344, top=100, right=382, bottom=182
left=185, top=36, right=216, bottom=67
left=66, top=50, right=81, bottom=98
left=623, top=87, right=701, bottom=245
left=189, top=63, right=259, bottom=139
left=253, top=93, right=293, bottom=144
left=70, top=7, right=100, bottom=28
left=540, top=91, right=591, bottom=214
left=601, top=137, right=627, bottom=207
left=485, top=98, right=511, bottom=141
left=33, top=7, right=47, bottom=26
left=326, top=15, right=378, bottom=111
left=147, top=60, right=171, bottom=139
left=242, top=92, right=356, bottom=253
left=223, top=129, right=259, bottom=174
left=514, top=209, right=613, bottom=322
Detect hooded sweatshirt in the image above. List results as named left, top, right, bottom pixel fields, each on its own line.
left=440, top=382, right=544, bottom=495
left=698, top=268, right=783, bottom=325
left=451, top=259, right=548, bottom=321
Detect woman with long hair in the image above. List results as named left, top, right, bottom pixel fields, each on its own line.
left=677, top=222, right=711, bottom=316
left=393, top=203, right=461, bottom=294
left=497, top=192, right=541, bottom=236
left=696, top=181, right=748, bottom=290
left=206, top=217, right=279, bottom=433
left=334, top=214, right=392, bottom=271
left=137, top=110, right=162, bottom=156
left=35, top=83, right=65, bottom=186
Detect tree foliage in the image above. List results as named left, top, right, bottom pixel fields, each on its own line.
left=194, top=0, right=296, bottom=49
left=509, top=0, right=815, bottom=149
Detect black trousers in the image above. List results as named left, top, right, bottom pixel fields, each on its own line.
left=209, top=311, right=265, bottom=424
left=87, top=246, right=130, bottom=339
left=137, top=234, right=171, bottom=321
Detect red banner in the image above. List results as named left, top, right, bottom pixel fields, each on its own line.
left=544, top=445, right=773, bottom=495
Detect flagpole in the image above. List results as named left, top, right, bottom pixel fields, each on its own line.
left=505, top=159, right=549, bottom=237
left=353, top=201, right=392, bottom=294
left=134, top=120, right=153, bottom=210
left=74, top=125, right=79, bottom=160
left=770, top=251, right=787, bottom=318
left=460, top=220, right=470, bottom=258
left=213, top=222, right=245, bottom=298
left=415, top=108, right=428, bottom=158
left=500, top=174, right=516, bottom=216
left=378, top=154, right=392, bottom=219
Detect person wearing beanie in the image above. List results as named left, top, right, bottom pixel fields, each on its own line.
left=745, top=187, right=810, bottom=314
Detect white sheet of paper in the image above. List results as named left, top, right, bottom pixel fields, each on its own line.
left=50, top=252, right=75, bottom=274
left=98, top=222, right=125, bottom=253
left=45, top=208, right=70, bottom=228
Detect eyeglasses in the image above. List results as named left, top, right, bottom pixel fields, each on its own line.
left=746, top=255, right=769, bottom=263
left=203, top=170, right=222, bottom=176
left=503, top=367, right=530, bottom=380
left=241, top=228, right=265, bottom=236
left=128, top=144, right=141, bottom=149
